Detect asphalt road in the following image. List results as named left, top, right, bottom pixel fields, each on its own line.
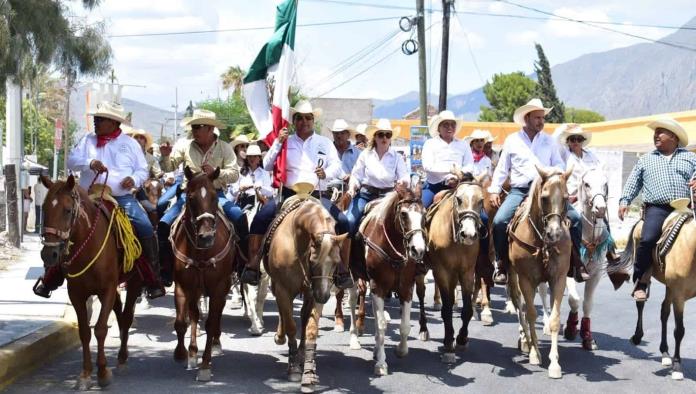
left=5, top=276, right=696, bottom=393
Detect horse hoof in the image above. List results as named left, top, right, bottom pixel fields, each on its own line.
left=672, top=371, right=684, bottom=381
left=564, top=326, right=577, bottom=341
left=441, top=352, right=456, bottom=364
left=75, top=376, right=92, bottom=391
left=274, top=334, right=286, bottom=345
left=582, top=339, right=597, bottom=351
left=187, top=356, right=198, bottom=370
left=97, top=369, right=112, bottom=388
left=518, top=338, right=530, bottom=354
left=629, top=335, right=641, bottom=346
left=548, top=364, right=562, bottom=379
left=456, top=336, right=468, bottom=350
left=481, top=311, right=494, bottom=326
left=383, top=311, right=391, bottom=323
left=662, top=354, right=673, bottom=367
left=504, top=301, right=516, bottom=314
left=433, top=302, right=442, bottom=311
left=349, top=336, right=362, bottom=350
left=529, top=353, right=541, bottom=366
left=419, top=331, right=430, bottom=342
left=212, top=344, right=223, bottom=357
left=395, top=346, right=408, bottom=358
left=301, top=384, right=316, bottom=394
left=196, top=368, right=212, bottom=382
left=116, top=362, right=127, bottom=373
left=249, top=326, right=264, bottom=336
left=288, top=371, right=302, bottom=382
left=374, top=363, right=388, bottom=376
left=334, top=324, right=345, bottom=333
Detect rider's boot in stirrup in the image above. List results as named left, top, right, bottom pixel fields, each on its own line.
left=241, top=234, right=264, bottom=286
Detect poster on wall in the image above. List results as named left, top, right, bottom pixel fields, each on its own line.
left=409, top=125, right=429, bottom=179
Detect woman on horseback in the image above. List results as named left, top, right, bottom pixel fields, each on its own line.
left=465, top=129, right=494, bottom=177
left=228, top=144, right=273, bottom=208
left=345, top=118, right=409, bottom=236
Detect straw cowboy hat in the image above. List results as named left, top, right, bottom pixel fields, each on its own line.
left=230, top=134, right=251, bottom=150
left=428, top=110, right=462, bottom=138
left=556, top=123, right=592, bottom=148
left=366, top=118, right=400, bottom=139
left=464, top=129, right=493, bottom=143
left=124, top=127, right=155, bottom=149
left=355, top=123, right=368, bottom=136
left=513, top=98, right=553, bottom=126
left=647, top=118, right=688, bottom=148
left=246, top=144, right=262, bottom=157
left=89, top=101, right=128, bottom=124
left=186, top=109, right=225, bottom=129
left=290, top=100, right=322, bottom=119
left=330, top=118, right=354, bottom=134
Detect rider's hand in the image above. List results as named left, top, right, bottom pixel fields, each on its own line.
left=278, top=128, right=289, bottom=143
left=355, top=142, right=366, bottom=150
left=342, top=174, right=351, bottom=182
left=445, top=177, right=458, bottom=188
left=201, top=164, right=215, bottom=175
left=159, top=143, right=172, bottom=157
left=569, top=195, right=578, bottom=204
left=164, top=177, right=175, bottom=187
left=90, top=160, right=107, bottom=173
left=618, top=205, right=628, bottom=221
left=120, top=177, right=135, bottom=189
left=315, top=166, right=326, bottom=180
left=490, top=193, right=501, bottom=208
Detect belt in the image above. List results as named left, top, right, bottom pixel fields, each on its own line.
left=361, top=185, right=393, bottom=195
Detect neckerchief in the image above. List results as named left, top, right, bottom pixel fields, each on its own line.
left=472, top=148, right=486, bottom=163
left=96, top=128, right=122, bottom=148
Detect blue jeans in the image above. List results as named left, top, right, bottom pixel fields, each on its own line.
left=422, top=181, right=449, bottom=209
left=634, top=204, right=672, bottom=282
left=250, top=200, right=277, bottom=235
left=157, top=177, right=182, bottom=217
left=159, top=190, right=247, bottom=238
left=492, top=187, right=581, bottom=263
left=346, top=190, right=381, bottom=236
left=114, top=194, right=154, bottom=238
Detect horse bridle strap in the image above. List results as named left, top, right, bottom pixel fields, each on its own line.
left=171, top=229, right=234, bottom=269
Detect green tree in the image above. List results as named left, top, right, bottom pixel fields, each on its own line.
left=534, top=43, right=565, bottom=123
left=479, top=72, right=538, bottom=122
left=220, top=65, right=246, bottom=96
left=565, top=107, right=605, bottom=123
left=196, top=95, right=255, bottom=142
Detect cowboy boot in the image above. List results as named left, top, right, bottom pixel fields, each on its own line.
left=241, top=234, right=264, bottom=286
left=606, top=242, right=621, bottom=265
left=632, top=271, right=652, bottom=302
left=142, top=236, right=165, bottom=299
left=493, top=259, right=508, bottom=285
left=572, top=245, right=590, bottom=283
left=33, top=265, right=65, bottom=298
left=335, top=238, right=355, bottom=290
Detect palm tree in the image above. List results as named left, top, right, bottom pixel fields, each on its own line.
left=221, top=65, right=246, bottom=96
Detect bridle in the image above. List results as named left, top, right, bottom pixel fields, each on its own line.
left=363, top=196, right=425, bottom=267
left=527, top=174, right=568, bottom=242
left=183, top=187, right=218, bottom=247
left=450, top=181, right=486, bottom=243
left=295, top=229, right=336, bottom=287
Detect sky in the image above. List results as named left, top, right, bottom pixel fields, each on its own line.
left=69, top=0, right=696, bottom=111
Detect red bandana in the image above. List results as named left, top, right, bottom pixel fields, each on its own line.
left=472, top=148, right=486, bottom=163
left=96, top=128, right=122, bottom=148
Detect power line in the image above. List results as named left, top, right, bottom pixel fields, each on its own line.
left=453, top=12, right=485, bottom=85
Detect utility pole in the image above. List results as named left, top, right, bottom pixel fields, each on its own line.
left=416, top=0, right=428, bottom=126
left=5, top=76, right=23, bottom=247
left=438, top=0, right=452, bottom=112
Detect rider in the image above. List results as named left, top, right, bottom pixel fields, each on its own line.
left=34, top=101, right=165, bottom=299
left=488, top=98, right=586, bottom=285
left=618, top=118, right=696, bottom=301
left=157, top=109, right=244, bottom=287
left=230, top=134, right=251, bottom=168
left=466, top=129, right=494, bottom=177
left=345, top=119, right=409, bottom=236
left=354, top=123, right=368, bottom=150
left=125, top=127, right=164, bottom=216
left=239, top=100, right=354, bottom=289
left=331, top=118, right=362, bottom=175
left=229, top=144, right=274, bottom=208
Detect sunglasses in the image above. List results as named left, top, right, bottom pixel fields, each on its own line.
left=94, top=117, right=108, bottom=123
left=375, top=132, right=392, bottom=139
left=296, top=114, right=314, bottom=121
left=568, top=136, right=585, bottom=143
left=191, top=124, right=205, bottom=130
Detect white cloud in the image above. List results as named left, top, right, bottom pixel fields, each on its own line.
left=506, top=30, right=540, bottom=46
left=109, top=16, right=211, bottom=36
left=544, top=7, right=612, bottom=38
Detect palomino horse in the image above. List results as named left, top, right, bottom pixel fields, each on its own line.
left=170, top=167, right=238, bottom=381
left=423, top=173, right=486, bottom=363
left=39, top=174, right=144, bottom=390
left=265, top=195, right=347, bottom=393
left=609, top=200, right=696, bottom=380
left=348, top=185, right=426, bottom=376
left=507, top=166, right=572, bottom=379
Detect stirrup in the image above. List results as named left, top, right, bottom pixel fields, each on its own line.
left=32, top=278, right=52, bottom=299
left=146, top=286, right=166, bottom=300
left=240, top=267, right=260, bottom=286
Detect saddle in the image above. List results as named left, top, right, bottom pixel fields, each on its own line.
left=262, top=195, right=313, bottom=258
left=357, top=196, right=388, bottom=235
left=654, top=199, right=693, bottom=271
left=423, top=189, right=454, bottom=227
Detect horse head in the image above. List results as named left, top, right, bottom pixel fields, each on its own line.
left=184, top=166, right=220, bottom=249
left=395, top=180, right=426, bottom=261
left=39, top=174, right=81, bottom=267
left=579, top=167, right=608, bottom=219
left=452, top=173, right=486, bottom=245
left=307, top=228, right=348, bottom=304
left=535, top=165, right=571, bottom=244
left=142, top=178, right=164, bottom=207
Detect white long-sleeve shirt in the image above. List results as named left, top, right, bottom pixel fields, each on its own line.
left=565, top=148, right=602, bottom=198
left=229, top=167, right=274, bottom=199
left=68, top=132, right=148, bottom=196
left=472, top=155, right=493, bottom=177
left=263, top=133, right=344, bottom=191
left=349, top=147, right=409, bottom=191
left=421, top=136, right=474, bottom=184
left=489, top=130, right=564, bottom=194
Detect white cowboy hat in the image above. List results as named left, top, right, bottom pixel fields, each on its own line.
left=330, top=118, right=354, bottom=134
left=464, top=129, right=493, bottom=143
left=513, top=98, right=553, bottom=126
left=647, top=118, right=688, bottom=148
left=355, top=123, right=368, bottom=136
left=290, top=100, right=322, bottom=119
left=186, top=109, right=225, bottom=129
left=246, top=144, right=262, bottom=157
left=124, top=127, right=154, bottom=149
left=89, top=101, right=128, bottom=124
left=428, top=110, right=462, bottom=138
left=556, top=123, right=592, bottom=148
left=230, top=134, right=251, bottom=150
left=366, top=118, right=400, bottom=139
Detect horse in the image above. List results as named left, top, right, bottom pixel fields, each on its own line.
left=347, top=184, right=426, bottom=376
left=141, top=178, right=163, bottom=228
left=39, top=174, right=144, bottom=390
left=265, top=195, right=347, bottom=393
left=422, top=174, right=486, bottom=363
left=170, top=167, right=238, bottom=381
left=609, top=201, right=696, bottom=380
left=507, top=166, right=573, bottom=379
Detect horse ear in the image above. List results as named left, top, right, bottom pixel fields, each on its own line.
left=184, top=166, right=194, bottom=180
left=333, top=233, right=348, bottom=243
left=563, top=164, right=574, bottom=180
left=40, top=174, right=53, bottom=189
left=474, top=173, right=487, bottom=185
left=209, top=167, right=221, bottom=181
left=536, top=164, right=550, bottom=180
left=66, top=174, right=75, bottom=190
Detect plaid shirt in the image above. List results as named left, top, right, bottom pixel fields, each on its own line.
left=620, top=148, right=696, bottom=206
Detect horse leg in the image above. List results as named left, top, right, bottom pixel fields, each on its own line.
left=504, top=285, right=517, bottom=314
left=301, top=301, right=322, bottom=393
left=372, top=293, right=389, bottom=376
left=670, top=298, right=686, bottom=380
left=187, top=292, right=201, bottom=370
left=479, top=277, right=494, bottom=326
left=630, top=300, right=645, bottom=345
left=508, top=272, right=530, bottom=354
left=395, top=298, right=412, bottom=359
left=356, top=281, right=367, bottom=336
left=547, top=277, right=565, bottom=379
left=433, top=282, right=442, bottom=311
left=659, top=287, right=672, bottom=367
left=580, top=270, right=601, bottom=350
left=519, top=277, right=540, bottom=366
left=457, top=270, right=475, bottom=350
left=255, top=269, right=269, bottom=333
left=537, top=282, right=552, bottom=336
left=299, top=290, right=313, bottom=359
left=70, top=293, right=93, bottom=390
left=348, top=285, right=361, bottom=349
left=173, top=283, right=189, bottom=363
left=275, top=286, right=299, bottom=381
left=440, top=282, right=456, bottom=364
left=334, top=289, right=345, bottom=332
left=198, top=282, right=228, bottom=382
left=118, top=278, right=143, bottom=367
left=95, top=288, right=117, bottom=387
left=562, top=277, right=579, bottom=341
left=415, top=274, right=429, bottom=341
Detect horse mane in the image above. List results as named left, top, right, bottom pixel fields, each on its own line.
left=522, top=167, right=565, bottom=219
left=299, top=200, right=336, bottom=234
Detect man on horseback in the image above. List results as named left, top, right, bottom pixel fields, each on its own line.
left=618, top=118, right=696, bottom=301
left=158, top=109, right=244, bottom=287
left=331, top=118, right=362, bottom=175
left=239, top=100, right=354, bottom=289
left=488, top=98, right=586, bottom=284
left=34, top=101, right=165, bottom=299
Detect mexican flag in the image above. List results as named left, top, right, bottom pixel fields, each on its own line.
left=243, top=0, right=297, bottom=186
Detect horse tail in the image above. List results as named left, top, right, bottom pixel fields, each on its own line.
left=607, top=221, right=637, bottom=276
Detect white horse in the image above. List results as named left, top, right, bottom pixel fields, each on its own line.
left=240, top=191, right=270, bottom=336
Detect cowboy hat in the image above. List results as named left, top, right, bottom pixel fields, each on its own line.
left=513, top=98, right=553, bottom=126
left=330, top=118, right=354, bottom=134
left=556, top=123, right=591, bottom=148
left=464, top=129, right=493, bottom=143
left=366, top=118, right=400, bottom=139
left=648, top=118, right=688, bottom=148
left=230, top=134, right=251, bottom=150
left=124, top=128, right=155, bottom=150
left=290, top=182, right=315, bottom=196
left=246, top=144, right=262, bottom=157
left=186, top=109, right=225, bottom=128
left=290, top=100, right=322, bottom=119
left=89, top=101, right=128, bottom=124
left=428, top=110, right=462, bottom=138
left=355, top=123, right=368, bottom=136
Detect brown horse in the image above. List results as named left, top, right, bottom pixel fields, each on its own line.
left=423, top=174, right=486, bottom=363
left=348, top=186, right=426, bottom=376
left=610, top=209, right=696, bottom=380
left=507, top=166, right=572, bottom=379
left=265, top=197, right=347, bottom=393
left=170, top=167, right=238, bottom=381
left=39, top=174, right=144, bottom=390
left=141, top=178, right=163, bottom=228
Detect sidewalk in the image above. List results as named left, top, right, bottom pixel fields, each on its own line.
left=0, top=233, right=78, bottom=389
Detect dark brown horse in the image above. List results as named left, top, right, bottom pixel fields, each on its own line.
left=349, top=185, right=426, bottom=376
left=170, top=167, right=238, bottom=381
left=39, top=175, right=144, bottom=390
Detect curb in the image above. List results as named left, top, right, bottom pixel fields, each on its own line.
left=0, top=309, right=79, bottom=391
